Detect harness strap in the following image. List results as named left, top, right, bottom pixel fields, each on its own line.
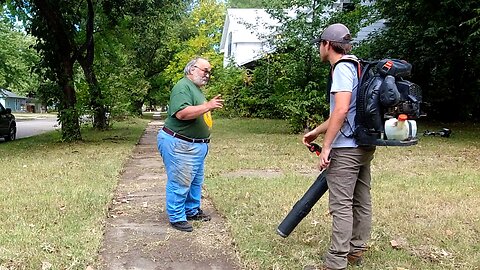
left=327, top=56, right=363, bottom=138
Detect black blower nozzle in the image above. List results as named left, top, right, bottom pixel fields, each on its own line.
left=277, top=170, right=328, bottom=238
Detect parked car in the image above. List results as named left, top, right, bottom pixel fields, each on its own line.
left=0, top=103, right=16, bottom=141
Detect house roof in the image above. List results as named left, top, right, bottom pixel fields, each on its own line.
left=220, top=9, right=281, bottom=52
left=220, top=8, right=301, bottom=66
left=354, top=19, right=386, bottom=43
left=220, top=5, right=386, bottom=67
left=0, top=88, right=27, bottom=99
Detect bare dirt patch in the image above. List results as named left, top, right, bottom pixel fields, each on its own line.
left=221, top=169, right=283, bottom=179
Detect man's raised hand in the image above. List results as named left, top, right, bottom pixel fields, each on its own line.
left=207, top=94, right=224, bottom=110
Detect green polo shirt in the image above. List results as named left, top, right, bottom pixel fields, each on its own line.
left=164, top=77, right=212, bottom=139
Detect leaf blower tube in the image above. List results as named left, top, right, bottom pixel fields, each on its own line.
left=276, top=143, right=328, bottom=238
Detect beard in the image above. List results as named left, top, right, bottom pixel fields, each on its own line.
left=320, top=53, right=328, bottom=63
left=192, top=74, right=209, bottom=87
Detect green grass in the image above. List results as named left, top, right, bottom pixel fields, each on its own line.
left=1, top=117, right=478, bottom=269
left=205, top=118, right=480, bottom=270
left=0, top=118, right=148, bottom=269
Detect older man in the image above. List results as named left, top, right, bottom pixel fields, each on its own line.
left=157, top=57, right=224, bottom=232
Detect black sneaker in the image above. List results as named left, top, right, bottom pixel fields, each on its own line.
left=170, top=221, right=193, bottom=232
left=187, top=209, right=211, bottom=221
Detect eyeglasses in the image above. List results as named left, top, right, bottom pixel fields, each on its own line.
left=194, top=65, right=211, bottom=75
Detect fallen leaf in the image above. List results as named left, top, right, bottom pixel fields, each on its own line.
left=42, top=262, right=52, bottom=270
left=390, top=239, right=400, bottom=249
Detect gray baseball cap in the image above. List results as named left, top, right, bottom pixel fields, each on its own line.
left=312, top=23, right=352, bottom=44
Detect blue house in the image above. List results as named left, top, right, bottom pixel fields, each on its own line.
left=0, top=88, right=27, bottom=112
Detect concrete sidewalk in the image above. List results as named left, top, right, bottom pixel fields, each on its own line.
left=98, top=120, right=241, bottom=270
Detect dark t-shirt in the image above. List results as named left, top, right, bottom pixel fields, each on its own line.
left=164, top=77, right=212, bottom=139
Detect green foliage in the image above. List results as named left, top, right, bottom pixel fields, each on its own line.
left=206, top=64, right=250, bottom=117
left=0, top=17, right=40, bottom=95
left=283, top=81, right=328, bottom=133
left=57, top=107, right=82, bottom=141
left=6, top=0, right=90, bottom=141
left=227, top=0, right=270, bottom=8
left=360, top=0, right=480, bottom=122
left=465, top=8, right=480, bottom=37
left=99, top=0, right=190, bottom=114
left=222, top=0, right=369, bottom=132
left=163, top=0, right=226, bottom=84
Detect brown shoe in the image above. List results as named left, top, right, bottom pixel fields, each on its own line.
left=347, top=251, right=364, bottom=265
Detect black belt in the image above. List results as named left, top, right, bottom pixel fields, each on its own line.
left=162, top=127, right=210, bottom=143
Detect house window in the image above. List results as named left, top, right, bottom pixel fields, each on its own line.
left=227, top=32, right=233, bottom=57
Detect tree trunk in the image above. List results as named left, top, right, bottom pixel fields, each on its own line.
left=131, top=100, right=144, bottom=116
left=33, top=0, right=81, bottom=141
left=78, top=0, right=108, bottom=130
left=58, top=61, right=81, bottom=141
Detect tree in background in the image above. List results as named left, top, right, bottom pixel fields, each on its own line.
left=8, top=0, right=86, bottom=141
left=76, top=0, right=108, bottom=130
left=218, top=0, right=372, bottom=132
left=227, top=0, right=270, bottom=8
left=100, top=0, right=190, bottom=116
left=6, top=0, right=189, bottom=139
left=361, top=0, right=480, bottom=122
left=163, top=0, right=225, bottom=88
left=0, top=12, right=40, bottom=96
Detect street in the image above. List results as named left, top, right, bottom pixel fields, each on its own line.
left=2, top=117, right=60, bottom=141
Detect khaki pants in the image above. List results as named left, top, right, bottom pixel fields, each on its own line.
left=324, top=146, right=376, bottom=270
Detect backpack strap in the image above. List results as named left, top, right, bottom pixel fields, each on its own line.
left=326, top=56, right=363, bottom=139
left=326, top=56, right=362, bottom=102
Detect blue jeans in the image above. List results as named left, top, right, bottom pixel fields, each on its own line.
left=157, top=130, right=209, bottom=223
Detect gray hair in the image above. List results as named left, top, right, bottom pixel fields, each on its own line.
left=183, top=57, right=209, bottom=75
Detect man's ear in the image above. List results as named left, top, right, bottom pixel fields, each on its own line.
left=324, top=41, right=330, bottom=50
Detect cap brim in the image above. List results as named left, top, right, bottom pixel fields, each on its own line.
left=311, top=37, right=321, bottom=44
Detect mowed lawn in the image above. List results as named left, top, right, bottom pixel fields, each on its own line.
left=0, top=118, right=148, bottom=269
left=205, top=119, right=480, bottom=270
left=0, top=117, right=478, bottom=269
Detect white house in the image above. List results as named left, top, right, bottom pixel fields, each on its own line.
left=219, top=1, right=385, bottom=67
left=219, top=8, right=282, bottom=68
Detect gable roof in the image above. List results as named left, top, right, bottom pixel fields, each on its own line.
left=0, top=88, right=27, bottom=99
left=220, top=4, right=386, bottom=67
left=220, top=8, right=300, bottom=67
left=354, top=19, right=386, bottom=43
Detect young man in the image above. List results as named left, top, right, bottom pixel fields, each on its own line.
left=157, top=57, right=224, bottom=232
left=303, top=24, right=376, bottom=269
